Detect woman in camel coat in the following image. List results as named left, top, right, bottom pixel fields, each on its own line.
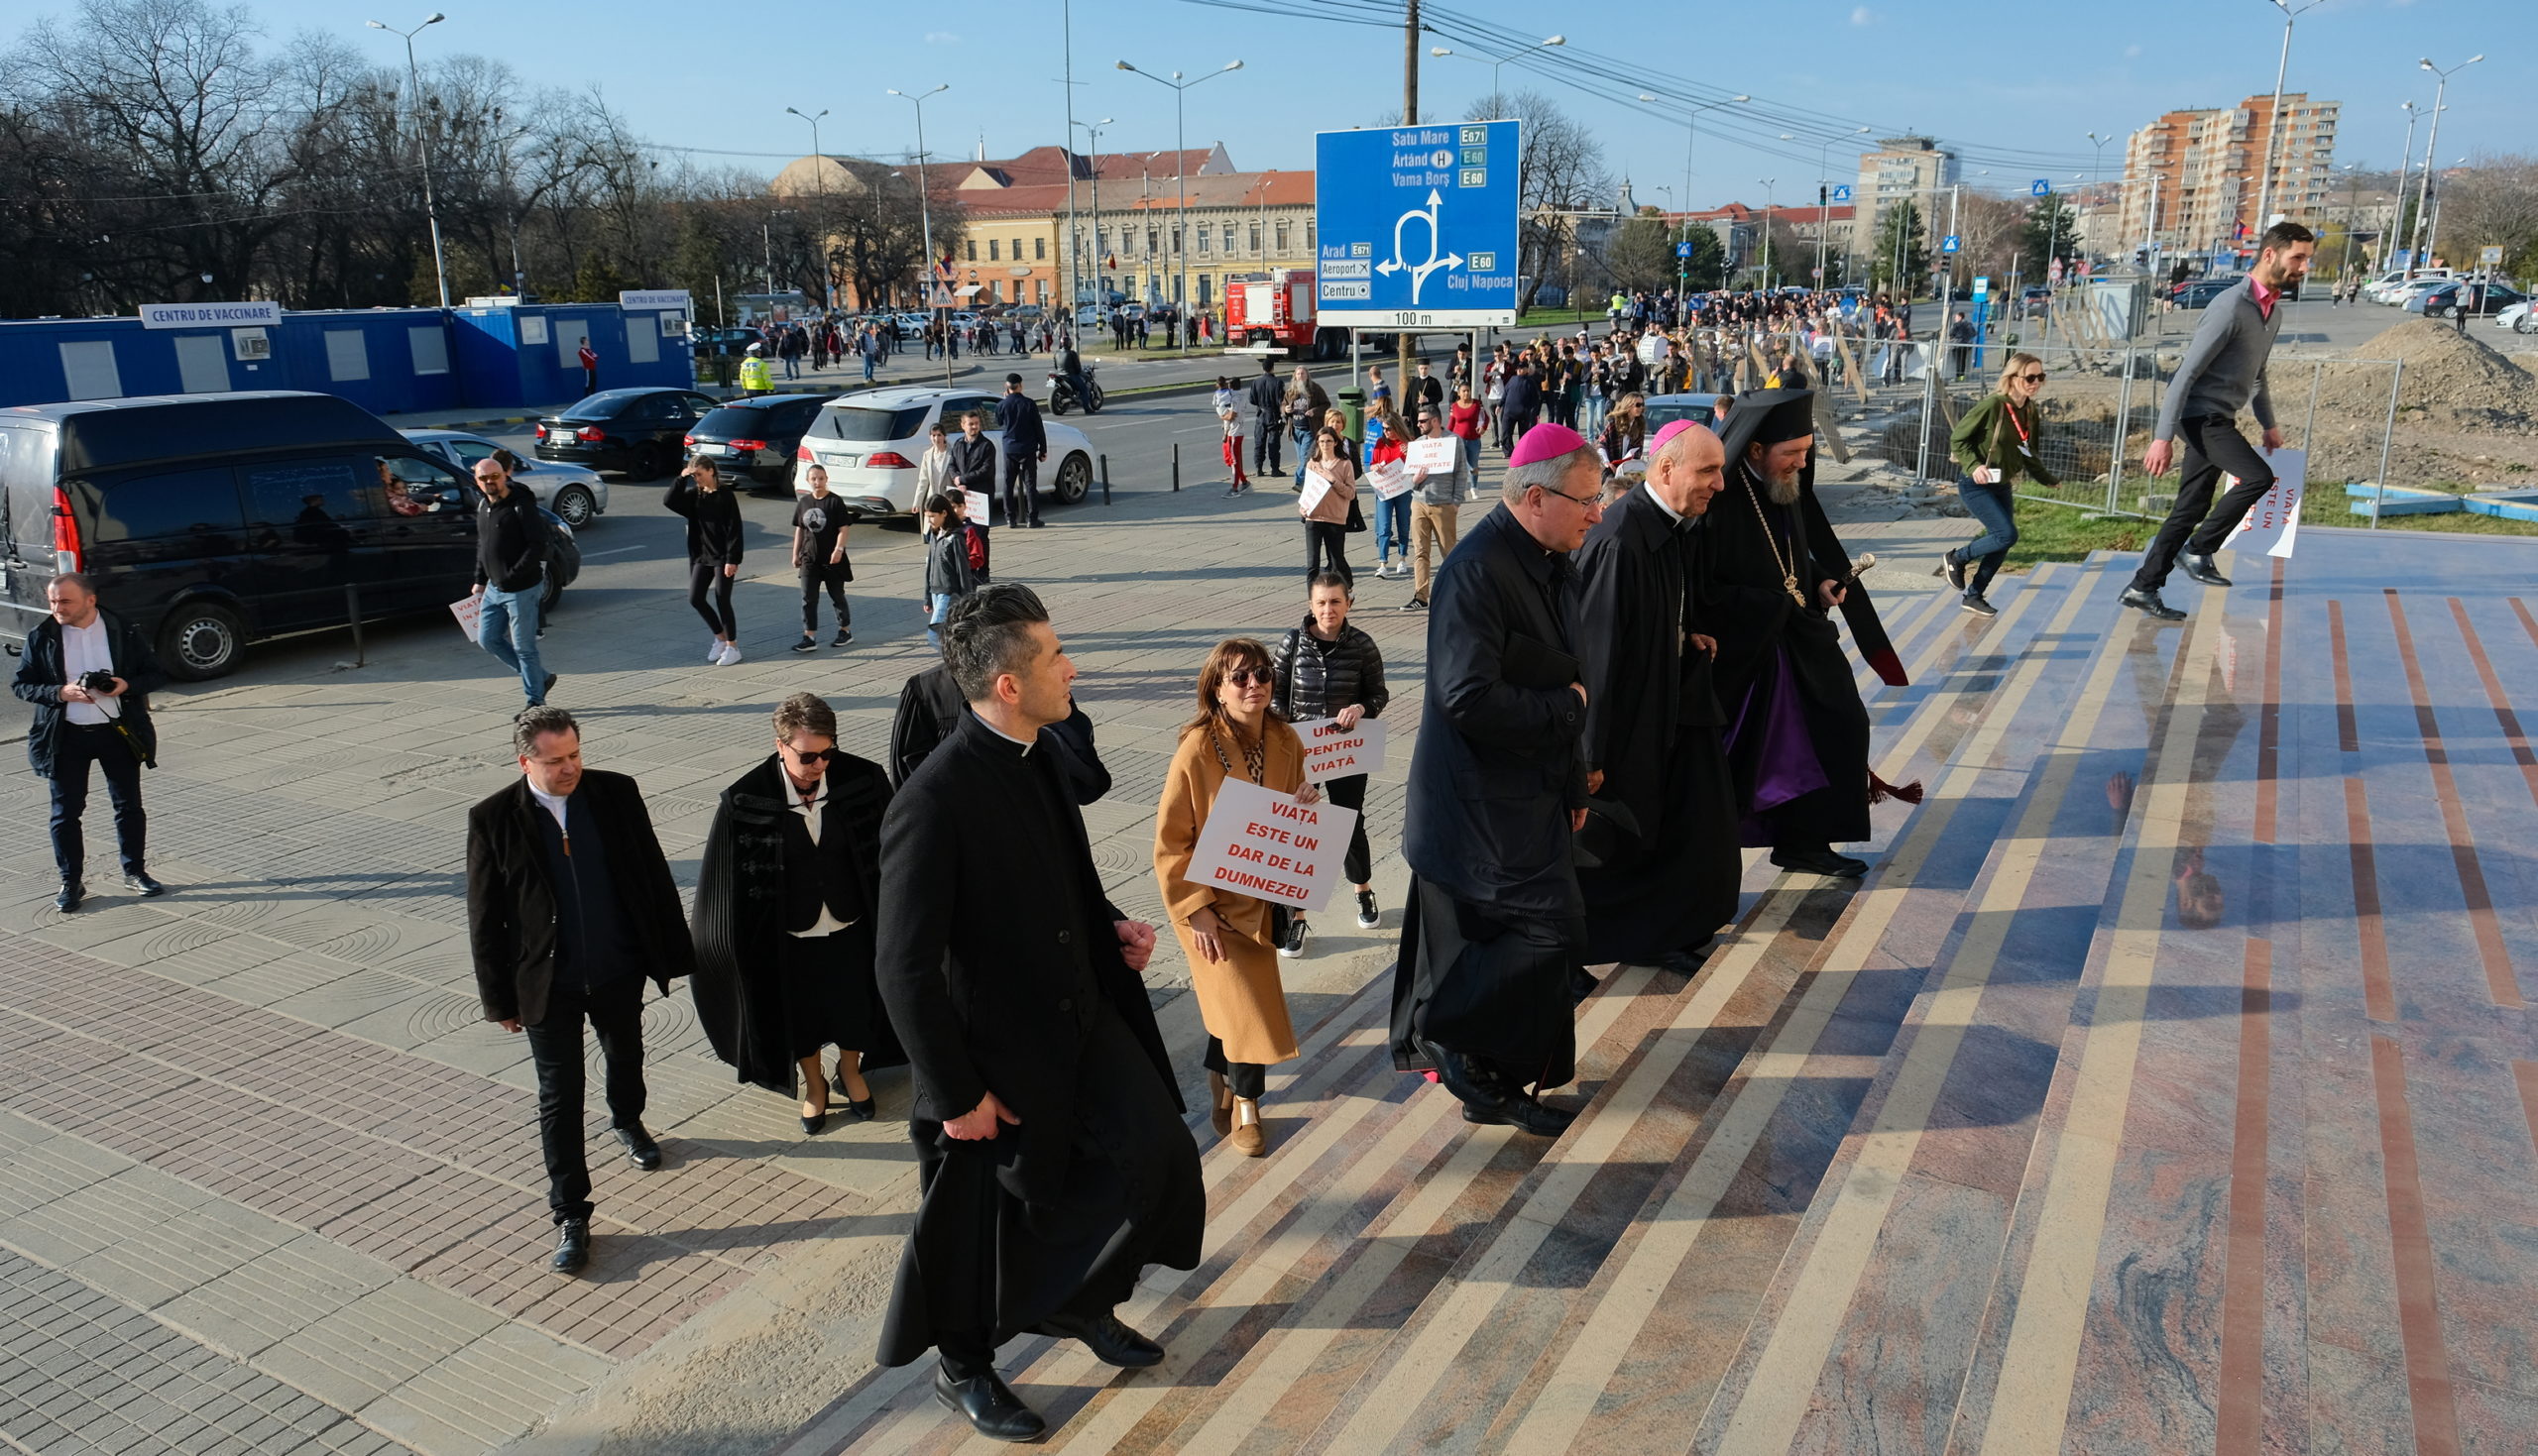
left=1153, top=636, right=1320, bottom=1157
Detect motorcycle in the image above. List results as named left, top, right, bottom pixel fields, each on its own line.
left=1048, top=362, right=1104, bottom=415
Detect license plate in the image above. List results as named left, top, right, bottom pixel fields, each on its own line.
left=694, top=443, right=727, bottom=455
left=833, top=455, right=863, bottom=469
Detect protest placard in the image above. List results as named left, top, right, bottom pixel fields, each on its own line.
left=1300, top=468, right=1337, bottom=514
left=1292, top=717, right=1387, bottom=783
left=1406, top=436, right=1457, bottom=474
left=959, top=488, right=990, bottom=525
left=1184, top=778, right=1358, bottom=912
left=450, top=594, right=484, bottom=641
left=2222, top=446, right=2303, bottom=559
left=1369, top=460, right=1416, bottom=501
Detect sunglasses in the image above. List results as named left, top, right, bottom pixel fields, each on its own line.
left=2017, top=372, right=2046, bottom=383
left=1222, top=667, right=1274, bottom=688
left=783, top=744, right=842, bottom=763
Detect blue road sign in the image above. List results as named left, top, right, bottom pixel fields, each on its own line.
left=1831, top=184, right=1852, bottom=202
left=1941, top=235, right=1962, bottom=254
left=1675, top=241, right=1695, bottom=259
left=2030, top=178, right=2052, bottom=197
left=1315, top=119, right=1522, bottom=326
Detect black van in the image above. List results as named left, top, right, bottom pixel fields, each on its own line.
left=0, top=391, right=578, bottom=681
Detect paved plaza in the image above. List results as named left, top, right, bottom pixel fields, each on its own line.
left=5, top=369, right=2537, bottom=1456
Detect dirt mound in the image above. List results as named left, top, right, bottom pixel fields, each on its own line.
left=2311, top=319, right=2538, bottom=429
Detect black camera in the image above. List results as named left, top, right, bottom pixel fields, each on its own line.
left=75, top=669, right=117, bottom=696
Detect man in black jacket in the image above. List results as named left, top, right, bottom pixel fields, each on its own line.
left=994, top=375, right=1047, bottom=528
left=1390, top=423, right=1605, bottom=1137
left=12, top=574, right=166, bottom=912
left=947, top=410, right=999, bottom=527
left=466, top=708, right=695, bottom=1274
left=873, top=585, right=1199, bottom=1443
left=1244, top=357, right=1286, bottom=477
left=467, top=454, right=555, bottom=709
left=1499, top=359, right=1543, bottom=451
left=887, top=663, right=1110, bottom=804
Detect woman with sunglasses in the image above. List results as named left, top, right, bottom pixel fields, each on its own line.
left=1153, top=639, right=1319, bottom=1157
left=1942, top=350, right=2060, bottom=616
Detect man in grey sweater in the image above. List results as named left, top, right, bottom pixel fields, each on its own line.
left=2122, top=221, right=2316, bottom=620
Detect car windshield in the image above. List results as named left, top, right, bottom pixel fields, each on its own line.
left=815, top=405, right=930, bottom=443
left=560, top=391, right=648, bottom=421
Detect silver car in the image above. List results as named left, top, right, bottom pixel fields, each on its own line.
left=399, top=429, right=610, bottom=527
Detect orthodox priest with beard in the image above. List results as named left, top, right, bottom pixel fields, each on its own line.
left=1571, top=418, right=1743, bottom=972
left=1700, top=390, right=1910, bottom=878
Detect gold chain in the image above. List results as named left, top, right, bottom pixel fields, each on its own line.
left=1742, top=473, right=1809, bottom=607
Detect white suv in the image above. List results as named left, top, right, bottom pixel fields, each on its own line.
left=792, top=387, right=1096, bottom=518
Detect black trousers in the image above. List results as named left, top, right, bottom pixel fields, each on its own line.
left=2132, top=414, right=2276, bottom=593
left=1304, top=521, right=1352, bottom=586
left=523, top=971, right=647, bottom=1224
left=688, top=557, right=737, bottom=637
left=1002, top=453, right=1040, bottom=526
left=1201, top=1036, right=1266, bottom=1099
left=1323, top=773, right=1372, bottom=886
left=799, top=562, right=851, bottom=635
left=47, top=723, right=145, bottom=884
left=1252, top=413, right=1282, bottom=473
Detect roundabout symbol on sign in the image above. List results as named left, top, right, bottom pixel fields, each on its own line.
left=1375, top=188, right=1463, bottom=304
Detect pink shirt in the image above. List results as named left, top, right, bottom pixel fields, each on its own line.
left=2248, top=277, right=2276, bottom=320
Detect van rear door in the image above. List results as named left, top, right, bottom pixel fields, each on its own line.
left=236, top=455, right=393, bottom=633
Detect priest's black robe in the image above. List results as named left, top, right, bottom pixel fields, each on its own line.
left=690, top=753, right=899, bottom=1095
left=873, top=713, right=1201, bottom=1367
left=1571, top=483, right=1743, bottom=963
left=1700, top=459, right=1878, bottom=848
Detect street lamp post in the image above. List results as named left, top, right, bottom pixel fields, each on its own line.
left=886, top=84, right=950, bottom=382
left=1758, top=179, right=1776, bottom=288
left=785, top=106, right=831, bottom=311
left=364, top=13, right=450, bottom=308
left=2408, top=55, right=2480, bottom=277
left=2250, top=0, right=2328, bottom=237
left=1428, top=35, right=1564, bottom=105
left=2389, top=100, right=2419, bottom=275
left=1116, top=57, right=1244, bottom=342
left=1638, top=93, right=1748, bottom=300
left=1072, top=117, right=1111, bottom=317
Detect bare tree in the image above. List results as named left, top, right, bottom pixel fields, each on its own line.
left=2437, top=155, right=2538, bottom=279
left=1466, top=89, right=1610, bottom=313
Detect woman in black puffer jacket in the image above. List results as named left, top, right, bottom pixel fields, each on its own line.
left=1269, top=572, right=1390, bottom=955
left=666, top=456, right=747, bottom=665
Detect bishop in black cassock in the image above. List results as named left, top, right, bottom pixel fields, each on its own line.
left=1700, top=390, right=1909, bottom=878
left=1572, top=419, right=1743, bottom=970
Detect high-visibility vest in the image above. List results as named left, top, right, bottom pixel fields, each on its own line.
left=739, top=356, right=771, bottom=392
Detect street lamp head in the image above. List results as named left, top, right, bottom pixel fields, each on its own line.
left=1223, top=59, right=1244, bottom=71
left=1730, top=94, right=1750, bottom=103
left=1544, top=36, right=1565, bottom=46
left=1116, top=60, right=1136, bottom=71
left=1638, top=92, right=1658, bottom=102
left=365, top=19, right=385, bottom=28
left=1431, top=47, right=1451, bottom=56
left=423, top=11, right=443, bottom=22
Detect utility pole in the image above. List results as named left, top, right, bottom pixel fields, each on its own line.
left=365, top=14, right=451, bottom=308
left=2409, top=55, right=2480, bottom=278
left=786, top=107, right=831, bottom=311
left=2389, top=100, right=2419, bottom=274
left=2251, top=0, right=2326, bottom=238
left=887, top=84, right=951, bottom=383
left=1400, top=0, right=1419, bottom=394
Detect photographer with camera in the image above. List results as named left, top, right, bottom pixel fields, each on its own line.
left=11, top=574, right=167, bottom=912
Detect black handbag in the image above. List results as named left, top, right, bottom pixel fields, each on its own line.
left=1344, top=495, right=1367, bottom=533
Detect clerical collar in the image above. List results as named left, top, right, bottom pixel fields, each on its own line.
left=1645, top=486, right=1686, bottom=525
left=968, top=709, right=1037, bottom=755
left=1500, top=504, right=1572, bottom=585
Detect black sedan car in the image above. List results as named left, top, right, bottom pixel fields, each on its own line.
left=2412, top=280, right=2528, bottom=319
left=533, top=388, right=721, bottom=479
left=684, top=393, right=834, bottom=488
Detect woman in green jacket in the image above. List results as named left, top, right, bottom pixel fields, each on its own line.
left=1941, top=350, right=2055, bottom=616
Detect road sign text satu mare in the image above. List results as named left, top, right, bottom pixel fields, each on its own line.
left=1315, top=119, right=1522, bottom=328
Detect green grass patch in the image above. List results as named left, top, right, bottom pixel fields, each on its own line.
left=1995, top=479, right=2538, bottom=571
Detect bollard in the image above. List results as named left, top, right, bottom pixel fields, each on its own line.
left=1099, top=453, right=1111, bottom=505
left=1172, top=442, right=1181, bottom=493
left=343, top=583, right=366, bottom=667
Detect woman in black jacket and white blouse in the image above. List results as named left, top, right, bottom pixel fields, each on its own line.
left=666, top=456, right=746, bottom=665
left=1269, top=572, right=1390, bottom=953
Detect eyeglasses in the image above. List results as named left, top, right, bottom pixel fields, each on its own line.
left=1222, top=667, right=1274, bottom=688
left=1533, top=484, right=1602, bottom=508
left=783, top=744, right=841, bottom=763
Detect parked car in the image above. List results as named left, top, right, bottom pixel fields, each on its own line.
left=401, top=429, right=608, bottom=527
left=0, top=391, right=578, bottom=681
left=2390, top=277, right=2466, bottom=311
left=2408, top=280, right=2528, bottom=318
left=2364, top=267, right=2455, bottom=304
left=532, top=387, right=722, bottom=480
left=792, top=386, right=1096, bottom=519
left=2498, top=300, right=2535, bottom=333
left=2174, top=279, right=2240, bottom=308
left=683, top=393, right=834, bottom=487
left=690, top=326, right=760, bottom=360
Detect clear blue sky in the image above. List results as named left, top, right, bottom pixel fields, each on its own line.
left=15, top=0, right=2528, bottom=209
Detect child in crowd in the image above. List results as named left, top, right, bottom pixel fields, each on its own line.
left=1220, top=400, right=1250, bottom=497
left=920, top=494, right=977, bottom=648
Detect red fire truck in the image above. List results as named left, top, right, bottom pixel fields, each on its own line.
left=1224, top=269, right=1343, bottom=358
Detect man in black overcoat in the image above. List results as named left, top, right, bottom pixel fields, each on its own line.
left=1572, top=420, right=1743, bottom=973
left=872, top=584, right=1200, bottom=1444
left=1701, top=390, right=1909, bottom=879
left=690, top=692, right=899, bottom=1133
left=467, top=708, right=695, bottom=1274
left=1390, top=422, right=1605, bottom=1138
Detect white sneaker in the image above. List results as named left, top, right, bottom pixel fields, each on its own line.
left=706, top=638, right=725, bottom=663
left=717, top=643, right=743, bottom=666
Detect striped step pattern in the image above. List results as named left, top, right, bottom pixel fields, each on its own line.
left=774, top=557, right=2142, bottom=1454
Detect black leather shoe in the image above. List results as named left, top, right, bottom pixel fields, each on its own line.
left=614, top=1125, right=662, bottom=1171
left=122, top=871, right=166, bottom=897
left=933, top=1364, right=1046, bottom=1443
left=2180, top=552, right=2233, bottom=588
left=2121, top=587, right=2188, bottom=621
left=1504, top=1094, right=1578, bottom=1138
left=551, top=1218, right=590, bottom=1274
left=54, top=881, right=83, bottom=913
left=1420, top=1038, right=1518, bottom=1121
left=1031, top=1309, right=1165, bottom=1368
left=1771, top=846, right=1870, bottom=878
left=1654, top=946, right=1711, bottom=977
